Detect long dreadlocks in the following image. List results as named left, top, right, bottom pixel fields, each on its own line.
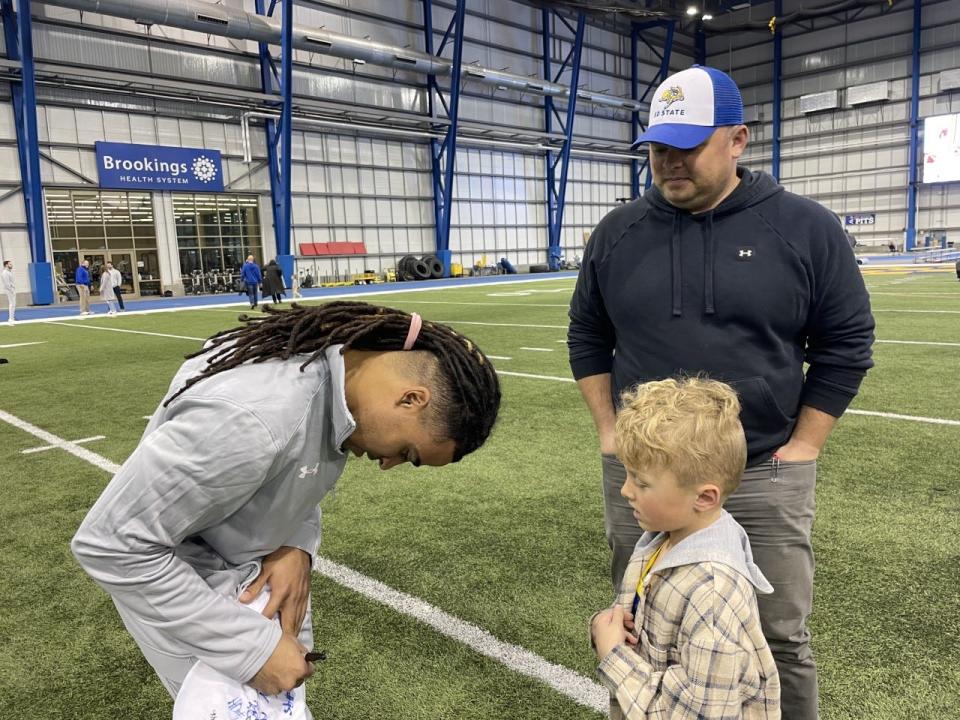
left=164, top=301, right=501, bottom=461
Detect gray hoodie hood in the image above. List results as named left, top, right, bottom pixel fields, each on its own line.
left=636, top=510, right=774, bottom=594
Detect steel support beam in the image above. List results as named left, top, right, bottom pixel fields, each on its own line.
left=630, top=20, right=674, bottom=197
left=254, top=0, right=294, bottom=286
left=423, top=0, right=465, bottom=278
left=905, top=0, right=921, bottom=252
left=543, top=10, right=585, bottom=271
left=694, top=22, right=706, bottom=65
left=2, top=0, right=53, bottom=304
left=771, top=0, right=782, bottom=181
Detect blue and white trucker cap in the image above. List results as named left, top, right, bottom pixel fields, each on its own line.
left=634, top=65, right=744, bottom=150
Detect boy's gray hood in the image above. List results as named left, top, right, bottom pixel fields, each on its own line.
left=636, top=510, right=774, bottom=594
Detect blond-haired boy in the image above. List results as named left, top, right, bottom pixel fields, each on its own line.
left=590, top=377, right=781, bottom=719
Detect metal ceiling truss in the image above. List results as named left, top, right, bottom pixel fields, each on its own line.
left=1, top=0, right=54, bottom=304
left=543, top=8, right=586, bottom=271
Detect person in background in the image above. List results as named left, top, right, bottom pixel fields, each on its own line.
left=76, top=259, right=93, bottom=316
left=99, top=263, right=119, bottom=316
left=590, top=377, right=780, bottom=719
left=241, top=255, right=262, bottom=309
left=262, top=259, right=285, bottom=305
left=107, top=261, right=125, bottom=311
left=72, top=302, right=501, bottom=709
left=2, top=259, right=15, bottom=325
left=568, top=65, right=875, bottom=720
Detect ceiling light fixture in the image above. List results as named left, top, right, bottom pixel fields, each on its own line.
left=686, top=6, right=698, bottom=16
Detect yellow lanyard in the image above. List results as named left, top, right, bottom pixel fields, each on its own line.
left=636, top=541, right=666, bottom=595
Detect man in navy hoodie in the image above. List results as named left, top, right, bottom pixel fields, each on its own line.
left=568, top=65, right=874, bottom=720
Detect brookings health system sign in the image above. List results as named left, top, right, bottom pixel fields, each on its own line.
left=95, top=142, right=224, bottom=192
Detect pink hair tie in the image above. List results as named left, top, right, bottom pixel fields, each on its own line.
left=403, top=313, right=422, bottom=350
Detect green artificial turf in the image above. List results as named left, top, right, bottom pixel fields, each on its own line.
left=0, top=271, right=958, bottom=719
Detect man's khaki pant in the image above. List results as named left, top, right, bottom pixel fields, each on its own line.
left=77, top=285, right=91, bottom=313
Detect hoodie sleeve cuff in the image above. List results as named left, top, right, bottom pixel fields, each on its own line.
left=800, top=379, right=857, bottom=417
left=570, top=356, right=614, bottom=381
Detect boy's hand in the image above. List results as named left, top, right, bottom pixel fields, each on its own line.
left=591, top=606, right=631, bottom=659
left=241, top=546, right=311, bottom=636
left=621, top=610, right=638, bottom=646
left=249, top=632, right=313, bottom=695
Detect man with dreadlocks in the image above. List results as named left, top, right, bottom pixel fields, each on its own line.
left=72, top=301, right=500, bottom=705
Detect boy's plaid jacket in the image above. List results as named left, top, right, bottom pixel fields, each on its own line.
left=596, top=510, right=781, bottom=719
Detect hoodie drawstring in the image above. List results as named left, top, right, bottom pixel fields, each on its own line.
left=704, top=211, right=716, bottom=315
left=671, top=212, right=682, bottom=317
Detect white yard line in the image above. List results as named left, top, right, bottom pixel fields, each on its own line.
left=50, top=322, right=206, bottom=342
left=398, top=300, right=570, bottom=308
left=519, top=347, right=553, bottom=352
left=22, top=435, right=106, bottom=455
left=498, top=370, right=576, bottom=383
left=876, top=339, right=960, bottom=348
left=845, top=409, right=960, bottom=426
left=871, top=309, right=960, bottom=314
left=494, top=371, right=960, bottom=426
left=0, top=407, right=607, bottom=715
left=0, top=409, right=122, bottom=473
left=0, top=341, right=46, bottom=349
left=485, top=355, right=512, bottom=360
left=869, top=292, right=960, bottom=297
left=314, top=558, right=608, bottom=714
left=434, top=320, right=569, bottom=330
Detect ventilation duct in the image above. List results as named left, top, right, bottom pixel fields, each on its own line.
left=33, top=0, right=644, bottom=112
left=939, top=68, right=960, bottom=93
left=846, top=80, right=890, bottom=106
left=798, top=90, right=838, bottom=114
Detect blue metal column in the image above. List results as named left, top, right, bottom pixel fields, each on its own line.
left=253, top=0, right=293, bottom=286
left=2, top=0, right=53, bottom=304
left=631, top=20, right=674, bottom=196
left=771, top=0, right=782, bottom=181
left=543, top=10, right=585, bottom=271
left=905, top=0, right=922, bottom=252
left=423, top=0, right=466, bottom=278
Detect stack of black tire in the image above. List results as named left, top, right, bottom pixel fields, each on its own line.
left=398, top=254, right=444, bottom=281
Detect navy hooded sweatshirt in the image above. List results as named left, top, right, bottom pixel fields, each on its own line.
left=568, top=168, right=875, bottom=466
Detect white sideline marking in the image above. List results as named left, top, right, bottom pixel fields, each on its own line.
left=0, top=341, right=46, bottom=349
left=50, top=322, right=205, bottom=342
left=0, top=409, right=121, bottom=474
left=846, top=409, right=960, bottom=426
left=435, top=320, right=568, bottom=330
left=493, top=371, right=960, bottom=427
left=314, top=557, right=608, bottom=714
left=876, top=339, right=960, bottom=348
left=0, top=407, right=608, bottom=714
left=498, top=370, right=576, bottom=383
left=869, top=292, right=960, bottom=297
left=486, top=355, right=512, bottom=360
left=520, top=347, right=553, bottom=352
left=872, top=309, right=960, bottom=314
left=22, top=435, right=106, bottom=455
left=402, top=300, right=569, bottom=308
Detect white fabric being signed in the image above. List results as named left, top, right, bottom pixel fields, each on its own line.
left=173, top=591, right=313, bottom=720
